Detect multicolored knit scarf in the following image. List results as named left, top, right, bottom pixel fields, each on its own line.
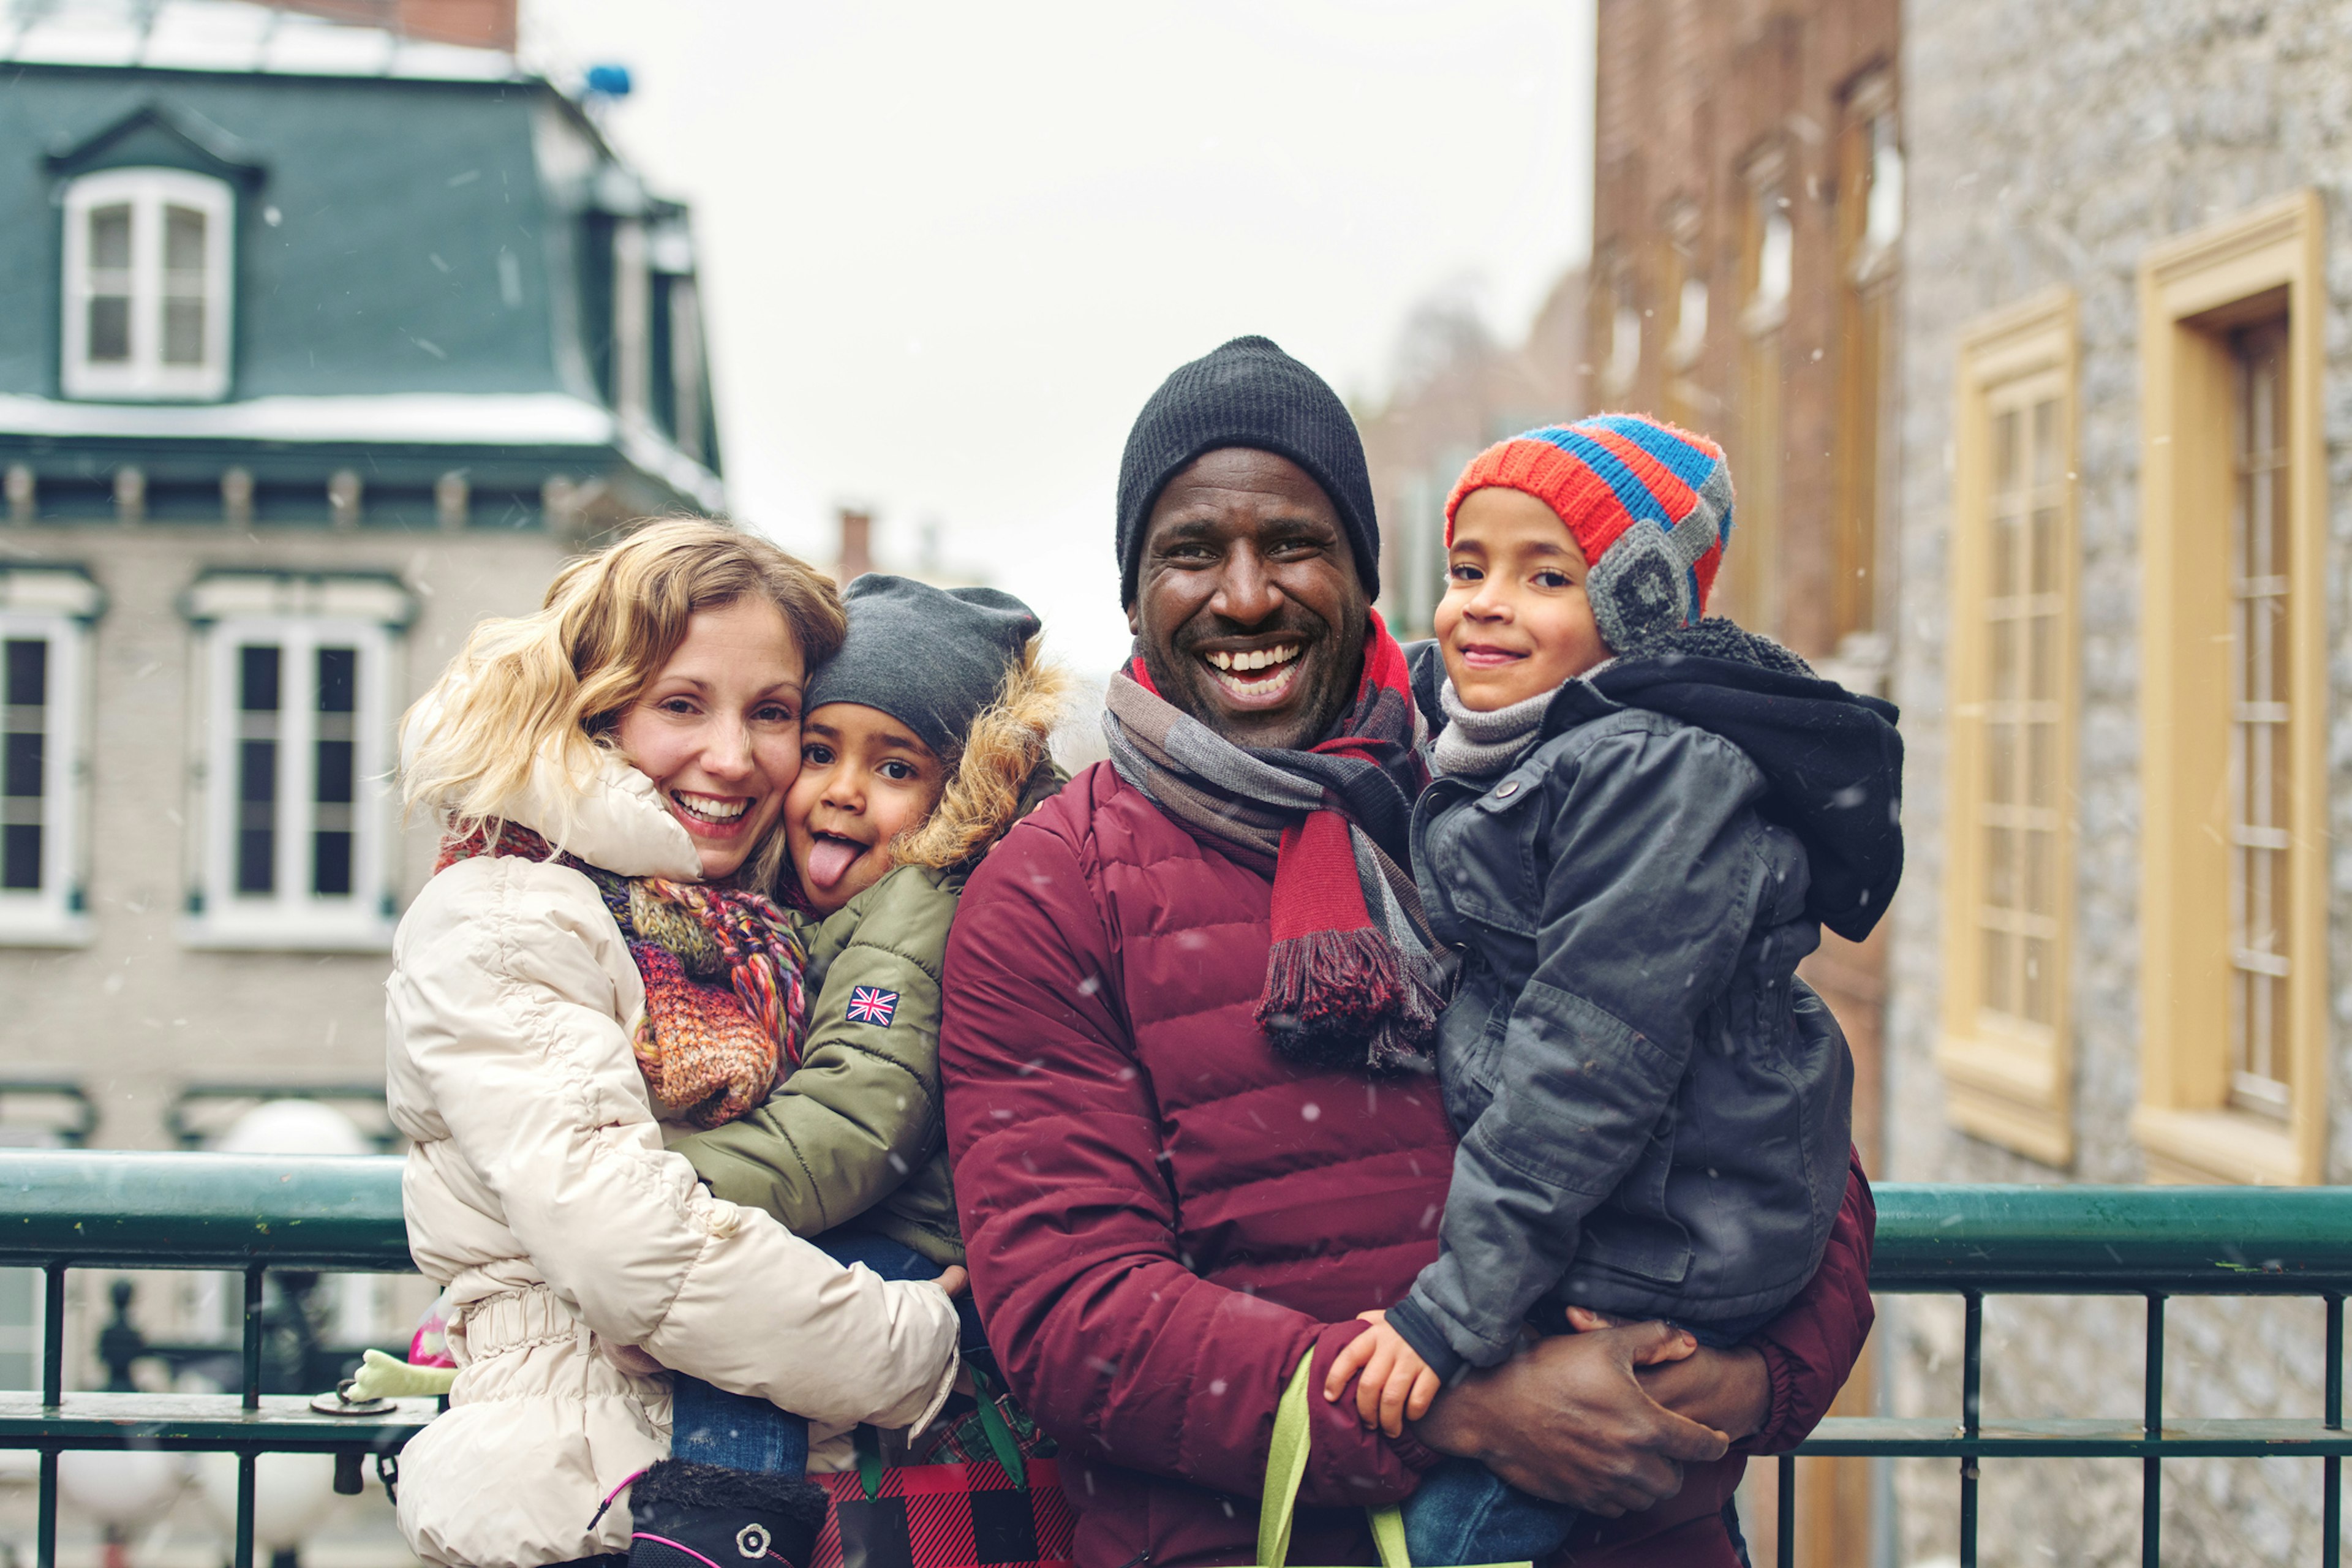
left=1101, top=610, right=1442, bottom=1074
left=434, top=824, right=809, bottom=1129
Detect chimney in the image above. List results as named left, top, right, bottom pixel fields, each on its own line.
left=397, top=0, right=518, bottom=50
left=267, top=0, right=518, bottom=52
left=835, top=509, right=873, bottom=586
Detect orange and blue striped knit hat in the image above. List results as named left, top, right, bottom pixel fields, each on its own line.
left=1442, top=413, right=1735, bottom=652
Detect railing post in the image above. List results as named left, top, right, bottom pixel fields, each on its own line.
left=37, top=1264, right=63, bottom=1568
left=2144, top=1293, right=2165, bottom=1568
left=235, top=1449, right=257, bottom=1568
left=2328, top=1292, right=2343, bottom=1568
left=36, top=1449, right=56, bottom=1568
left=241, top=1264, right=265, bottom=1411
left=1776, top=1451, right=1795, bottom=1567
left=40, top=1264, right=64, bottom=1408
left=1960, top=1289, right=1982, bottom=1568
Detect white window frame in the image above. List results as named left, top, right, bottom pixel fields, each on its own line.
left=61, top=167, right=235, bottom=402
left=0, top=570, right=100, bottom=948
left=181, top=575, right=412, bottom=952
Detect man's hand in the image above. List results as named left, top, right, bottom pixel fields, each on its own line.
left=1637, top=1342, right=1771, bottom=1441
left=1411, top=1321, right=1728, bottom=1517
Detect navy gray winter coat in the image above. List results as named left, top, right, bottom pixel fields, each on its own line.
left=1385, top=624, right=1902, bottom=1383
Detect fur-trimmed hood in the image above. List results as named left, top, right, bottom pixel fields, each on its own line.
left=893, top=647, right=1072, bottom=870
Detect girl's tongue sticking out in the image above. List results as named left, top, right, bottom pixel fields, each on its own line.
left=804, top=834, right=865, bottom=891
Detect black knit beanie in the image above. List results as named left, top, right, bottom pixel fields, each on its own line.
left=804, top=575, right=1041, bottom=759
left=1115, top=336, right=1381, bottom=605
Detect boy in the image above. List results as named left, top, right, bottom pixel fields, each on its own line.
left=665, top=573, right=1067, bottom=1482
left=1326, top=416, right=1902, bottom=1564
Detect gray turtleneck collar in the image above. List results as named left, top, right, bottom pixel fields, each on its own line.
left=1430, top=679, right=1556, bottom=778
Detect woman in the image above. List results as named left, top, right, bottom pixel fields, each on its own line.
left=387, top=521, right=962, bottom=1568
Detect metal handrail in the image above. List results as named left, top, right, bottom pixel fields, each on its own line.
left=1781, top=1183, right=2352, bottom=1568
left=0, top=1150, right=407, bottom=1270
left=0, top=1156, right=2344, bottom=1568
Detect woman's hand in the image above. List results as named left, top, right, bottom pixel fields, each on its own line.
left=1411, top=1322, right=1728, bottom=1517
left=937, top=1265, right=969, bottom=1297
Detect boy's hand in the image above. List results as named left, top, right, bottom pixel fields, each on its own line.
left=1565, top=1305, right=1633, bottom=1333
left=1324, top=1310, right=1442, bottom=1438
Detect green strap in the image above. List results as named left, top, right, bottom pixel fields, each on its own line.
left=1257, top=1350, right=1530, bottom=1568
left=967, top=1365, right=1030, bottom=1491
left=1257, top=1353, right=1317, bottom=1568
left=853, top=1423, right=884, bottom=1501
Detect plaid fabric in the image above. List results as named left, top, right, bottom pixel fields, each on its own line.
left=810, top=1458, right=1074, bottom=1568
left=908, top=1387, right=1059, bottom=1469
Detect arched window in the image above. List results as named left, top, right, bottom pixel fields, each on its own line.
left=60, top=168, right=233, bottom=401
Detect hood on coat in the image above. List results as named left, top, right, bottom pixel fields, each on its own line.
left=1571, top=617, right=1904, bottom=943
left=445, top=740, right=703, bottom=882
left=893, top=645, right=1072, bottom=870
left=402, top=678, right=704, bottom=881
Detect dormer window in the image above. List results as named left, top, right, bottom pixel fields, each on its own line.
left=61, top=168, right=233, bottom=401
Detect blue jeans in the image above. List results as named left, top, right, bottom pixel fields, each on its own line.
left=669, top=1229, right=967, bottom=1476
left=1400, top=1309, right=1779, bottom=1566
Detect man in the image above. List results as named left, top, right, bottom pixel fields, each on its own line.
left=941, top=337, right=1874, bottom=1566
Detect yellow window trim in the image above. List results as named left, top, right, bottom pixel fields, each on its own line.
left=2135, top=188, right=2328, bottom=1187
left=1936, top=287, right=2081, bottom=1167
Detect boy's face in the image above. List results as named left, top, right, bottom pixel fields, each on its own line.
left=1435, top=486, right=1610, bottom=712
left=786, top=703, right=948, bottom=917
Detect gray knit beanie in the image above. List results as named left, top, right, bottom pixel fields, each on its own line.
left=1115, top=335, right=1381, bottom=605
left=804, top=575, right=1041, bottom=759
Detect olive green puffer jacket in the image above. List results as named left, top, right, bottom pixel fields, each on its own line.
left=674, top=654, right=1071, bottom=1268
left=677, top=864, right=970, bottom=1265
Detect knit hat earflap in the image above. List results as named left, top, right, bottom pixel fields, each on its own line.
left=1116, top=335, right=1381, bottom=605
left=1444, top=413, right=1734, bottom=652
left=805, top=575, right=1041, bottom=760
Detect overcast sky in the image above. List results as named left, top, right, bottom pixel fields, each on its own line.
left=524, top=1, right=1597, bottom=673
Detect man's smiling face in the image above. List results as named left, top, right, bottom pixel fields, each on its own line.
left=1128, top=447, right=1368, bottom=750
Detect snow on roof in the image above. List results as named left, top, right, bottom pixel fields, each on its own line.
left=0, top=391, right=727, bottom=511
left=0, top=0, right=527, bottom=82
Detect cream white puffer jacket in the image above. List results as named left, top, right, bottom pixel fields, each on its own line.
left=385, top=753, right=961, bottom=1568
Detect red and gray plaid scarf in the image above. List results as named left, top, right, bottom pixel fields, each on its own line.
left=1101, top=610, right=1442, bottom=1073
left=435, top=823, right=809, bottom=1128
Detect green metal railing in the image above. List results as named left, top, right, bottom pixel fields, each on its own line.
left=0, top=1150, right=424, bottom=1568
left=1780, top=1183, right=2352, bottom=1568
left=0, top=1153, right=2345, bottom=1567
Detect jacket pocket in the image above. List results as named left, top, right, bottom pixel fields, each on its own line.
left=1428, top=779, right=1543, bottom=936
left=1434, top=968, right=1507, bottom=1129
left=1571, top=1120, right=1694, bottom=1287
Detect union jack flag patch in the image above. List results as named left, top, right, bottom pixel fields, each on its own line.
left=845, top=986, right=900, bottom=1027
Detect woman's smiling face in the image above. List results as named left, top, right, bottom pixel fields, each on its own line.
left=611, top=597, right=807, bottom=881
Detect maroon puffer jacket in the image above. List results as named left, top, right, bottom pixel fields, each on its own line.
left=942, top=764, right=1874, bottom=1568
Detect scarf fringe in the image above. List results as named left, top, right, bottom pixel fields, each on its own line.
left=1256, top=925, right=1442, bottom=1074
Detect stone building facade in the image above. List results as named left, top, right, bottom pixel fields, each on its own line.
left=1886, top=1, right=2352, bottom=1561
left=0, top=0, right=723, bottom=1160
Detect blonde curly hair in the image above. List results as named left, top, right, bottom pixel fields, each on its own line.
left=401, top=518, right=845, bottom=890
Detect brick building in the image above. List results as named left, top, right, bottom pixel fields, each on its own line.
left=1586, top=2, right=1901, bottom=1562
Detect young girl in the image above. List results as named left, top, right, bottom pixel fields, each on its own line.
left=387, top=522, right=964, bottom=1568
left=668, top=572, right=1068, bottom=1476
left=1325, top=417, right=1902, bottom=1564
